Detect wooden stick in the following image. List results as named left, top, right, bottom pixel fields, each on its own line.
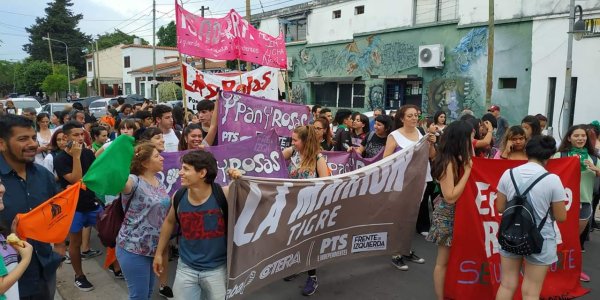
left=179, top=53, right=188, bottom=122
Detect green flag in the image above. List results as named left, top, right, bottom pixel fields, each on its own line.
left=83, top=135, right=135, bottom=196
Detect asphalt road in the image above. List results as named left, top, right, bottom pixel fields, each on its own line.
left=56, top=229, right=600, bottom=300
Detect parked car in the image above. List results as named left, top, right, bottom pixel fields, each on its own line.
left=89, top=98, right=114, bottom=118
left=70, top=96, right=103, bottom=108
left=1, top=98, right=43, bottom=114
left=41, top=103, right=72, bottom=116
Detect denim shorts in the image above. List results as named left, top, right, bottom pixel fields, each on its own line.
left=580, top=203, right=592, bottom=221
left=70, top=206, right=102, bottom=233
left=499, top=238, right=557, bottom=266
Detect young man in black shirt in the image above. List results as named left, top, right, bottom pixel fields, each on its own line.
left=54, top=121, right=101, bottom=292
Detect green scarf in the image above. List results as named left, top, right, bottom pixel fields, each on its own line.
left=83, top=135, right=135, bottom=197
left=568, top=147, right=590, bottom=171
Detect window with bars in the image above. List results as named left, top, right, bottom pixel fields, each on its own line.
left=314, top=83, right=365, bottom=108
left=284, top=18, right=307, bottom=42
left=414, top=0, right=458, bottom=24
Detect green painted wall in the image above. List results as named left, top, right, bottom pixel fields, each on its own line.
left=286, top=21, right=532, bottom=125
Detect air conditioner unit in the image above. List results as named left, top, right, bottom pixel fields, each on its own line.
left=418, top=44, right=445, bottom=68
left=287, top=56, right=293, bottom=71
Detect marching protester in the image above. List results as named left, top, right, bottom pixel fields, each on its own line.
left=314, top=117, right=334, bottom=151
left=54, top=121, right=102, bottom=291
left=282, top=125, right=330, bottom=295
left=311, top=104, right=322, bottom=123
left=319, top=108, right=333, bottom=126
left=351, top=113, right=370, bottom=147
left=41, top=129, right=67, bottom=179
left=0, top=115, right=64, bottom=299
left=0, top=179, right=35, bottom=299
left=116, top=143, right=171, bottom=299
left=495, top=135, right=567, bottom=300
left=35, top=113, right=52, bottom=165
left=384, top=104, right=436, bottom=271
left=152, top=105, right=180, bottom=152
left=427, top=120, right=474, bottom=300
left=98, top=115, right=117, bottom=141
left=95, top=119, right=140, bottom=157
left=488, top=105, right=509, bottom=142
left=90, top=126, right=109, bottom=153
left=589, top=121, right=600, bottom=230
left=333, top=109, right=353, bottom=151
left=4, top=101, right=16, bottom=115
left=535, top=114, right=549, bottom=135
left=196, top=100, right=218, bottom=146
left=433, top=111, right=447, bottom=135
left=354, top=115, right=393, bottom=158
left=137, top=127, right=166, bottom=152
left=153, top=151, right=242, bottom=300
left=555, top=124, right=600, bottom=282
left=462, top=116, right=494, bottom=158
left=521, top=115, right=542, bottom=140
left=495, top=126, right=527, bottom=160
left=50, top=111, right=62, bottom=129
left=177, top=123, right=208, bottom=151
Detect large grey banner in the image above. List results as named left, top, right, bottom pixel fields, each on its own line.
left=225, top=139, right=430, bottom=299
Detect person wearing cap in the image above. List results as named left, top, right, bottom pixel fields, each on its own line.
left=488, top=105, right=509, bottom=142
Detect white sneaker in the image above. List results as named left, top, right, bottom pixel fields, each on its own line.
left=420, top=231, right=429, bottom=237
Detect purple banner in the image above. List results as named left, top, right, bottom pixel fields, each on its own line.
left=321, top=150, right=384, bottom=176
left=158, top=130, right=288, bottom=196
left=218, top=91, right=311, bottom=144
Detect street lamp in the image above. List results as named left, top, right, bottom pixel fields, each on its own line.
left=42, top=36, right=71, bottom=96
left=560, top=1, right=590, bottom=138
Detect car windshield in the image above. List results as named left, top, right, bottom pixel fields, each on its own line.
left=89, top=101, right=107, bottom=108
left=13, top=100, right=41, bottom=108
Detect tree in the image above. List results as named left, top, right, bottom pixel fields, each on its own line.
left=157, top=21, right=176, bottom=47
left=157, top=82, right=181, bottom=101
left=23, top=0, right=91, bottom=75
left=78, top=79, right=87, bottom=97
left=42, top=74, right=68, bottom=99
left=0, top=60, right=18, bottom=97
left=94, top=29, right=149, bottom=52
left=14, top=60, right=53, bottom=95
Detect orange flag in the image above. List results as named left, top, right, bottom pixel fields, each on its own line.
left=15, top=182, right=81, bottom=243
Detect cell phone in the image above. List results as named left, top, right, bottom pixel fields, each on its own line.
left=66, top=141, right=73, bottom=149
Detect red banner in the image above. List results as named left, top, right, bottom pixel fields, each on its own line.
left=176, top=2, right=287, bottom=69
left=445, top=157, right=589, bottom=299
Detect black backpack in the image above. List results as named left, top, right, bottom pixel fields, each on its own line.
left=172, top=183, right=228, bottom=234
left=498, top=170, right=550, bottom=256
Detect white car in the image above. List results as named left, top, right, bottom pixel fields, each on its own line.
left=88, top=98, right=114, bottom=118
left=41, top=102, right=72, bottom=116
left=1, top=98, right=42, bottom=114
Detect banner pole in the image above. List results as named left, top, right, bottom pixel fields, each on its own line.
left=179, top=53, right=188, bottom=123
left=236, top=59, right=243, bottom=84
left=284, top=69, right=291, bottom=102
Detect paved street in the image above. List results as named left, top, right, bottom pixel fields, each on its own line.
left=56, top=229, right=600, bottom=299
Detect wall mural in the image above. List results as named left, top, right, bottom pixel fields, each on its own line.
left=289, top=84, right=307, bottom=104
left=368, top=84, right=384, bottom=110
left=296, top=36, right=418, bottom=77
left=424, top=28, right=487, bottom=119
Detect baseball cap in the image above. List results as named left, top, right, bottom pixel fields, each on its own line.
left=487, top=105, right=500, bottom=112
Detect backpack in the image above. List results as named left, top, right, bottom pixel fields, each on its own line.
left=96, top=178, right=139, bottom=248
left=498, top=170, right=550, bottom=256
left=560, top=151, right=598, bottom=165
left=172, top=183, right=228, bottom=234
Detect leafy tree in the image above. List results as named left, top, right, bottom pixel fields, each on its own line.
left=0, top=61, right=18, bottom=97
left=15, top=60, right=53, bottom=95
left=94, top=29, right=149, bottom=52
left=42, top=74, right=68, bottom=98
left=78, top=79, right=87, bottom=97
left=23, top=0, right=91, bottom=75
left=157, top=21, right=176, bottom=47
left=157, top=82, right=182, bottom=101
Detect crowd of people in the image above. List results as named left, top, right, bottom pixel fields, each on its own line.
left=0, top=98, right=599, bottom=300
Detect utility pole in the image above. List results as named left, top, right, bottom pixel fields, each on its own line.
left=245, top=0, right=251, bottom=72
left=152, top=0, right=157, bottom=101
left=96, top=40, right=101, bottom=96
left=200, top=5, right=209, bottom=70
left=485, top=0, right=494, bottom=108
left=562, top=0, right=577, bottom=137
left=47, top=33, right=55, bottom=73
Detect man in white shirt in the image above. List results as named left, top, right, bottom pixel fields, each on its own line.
left=152, top=105, right=180, bottom=152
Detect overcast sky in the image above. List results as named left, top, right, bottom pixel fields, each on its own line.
left=0, top=0, right=309, bottom=62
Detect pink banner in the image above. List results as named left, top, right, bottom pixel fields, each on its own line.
left=176, top=2, right=287, bottom=69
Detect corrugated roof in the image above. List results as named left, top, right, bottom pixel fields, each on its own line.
left=129, top=59, right=227, bottom=74
left=121, top=44, right=178, bottom=51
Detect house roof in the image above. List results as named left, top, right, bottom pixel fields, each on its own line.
left=121, top=44, right=178, bottom=51
left=129, top=59, right=227, bottom=74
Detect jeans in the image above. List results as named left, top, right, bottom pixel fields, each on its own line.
left=116, top=246, right=156, bottom=300
left=172, top=260, right=226, bottom=300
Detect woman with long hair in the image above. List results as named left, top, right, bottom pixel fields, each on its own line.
left=136, top=127, right=165, bottom=152
left=90, top=126, right=109, bottom=153
left=116, top=143, right=170, bottom=299
left=282, top=125, right=329, bottom=296
left=427, top=121, right=474, bottom=300
left=384, top=104, right=436, bottom=270
left=41, top=129, right=67, bottom=179
left=495, top=126, right=527, bottom=160
left=433, top=111, right=447, bottom=134
left=51, top=111, right=62, bottom=128
left=495, top=136, right=567, bottom=299
left=314, top=117, right=334, bottom=151
left=34, top=113, right=53, bottom=165
left=355, top=115, right=393, bottom=158
left=177, top=123, right=207, bottom=151
left=5, top=100, right=16, bottom=115
left=462, top=115, right=494, bottom=157
left=555, top=124, right=600, bottom=282
left=96, top=119, right=140, bottom=157
left=521, top=115, right=542, bottom=140
left=351, top=113, right=370, bottom=147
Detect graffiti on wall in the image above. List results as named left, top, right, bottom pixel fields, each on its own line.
left=296, top=36, right=418, bottom=77
left=368, top=84, right=384, bottom=110
left=290, top=84, right=306, bottom=104
left=424, top=28, right=487, bottom=119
